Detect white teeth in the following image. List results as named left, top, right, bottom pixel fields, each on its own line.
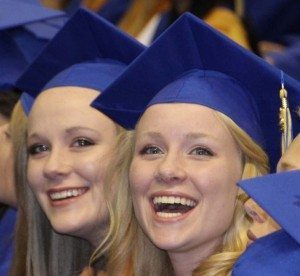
left=157, top=212, right=182, bottom=218
left=49, top=188, right=86, bottom=200
left=153, top=196, right=196, bottom=207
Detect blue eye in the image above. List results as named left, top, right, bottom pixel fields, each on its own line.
left=28, top=144, right=49, bottom=155
left=190, top=147, right=213, bottom=156
left=73, top=138, right=94, bottom=147
left=140, top=146, right=163, bottom=155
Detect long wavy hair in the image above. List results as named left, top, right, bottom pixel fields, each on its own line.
left=91, top=110, right=269, bottom=276
left=9, top=103, right=125, bottom=275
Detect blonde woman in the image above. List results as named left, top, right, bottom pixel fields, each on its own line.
left=10, top=9, right=144, bottom=275
left=91, top=13, right=300, bottom=275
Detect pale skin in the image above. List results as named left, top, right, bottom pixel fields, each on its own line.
left=130, top=103, right=243, bottom=275
left=27, top=87, right=117, bottom=247
left=0, top=122, right=17, bottom=207
left=245, top=133, right=300, bottom=243
left=0, top=113, right=7, bottom=126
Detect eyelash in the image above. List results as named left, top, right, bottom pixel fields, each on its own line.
left=72, top=137, right=95, bottom=147
left=189, top=146, right=213, bottom=156
left=28, top=138, right=95, bottom=155
left=28, top=144, right=49, bottom=155
left=139, top=145, right=213, bottom=157
left=140, top=145, right=163, bottom=155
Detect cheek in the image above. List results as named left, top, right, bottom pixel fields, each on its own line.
left=75, top=147, right=114, bottom=186
left=129, top=158, right=152, bottom=197
left=194, top=162, right=240, bottom=209
left=27, top=160, right=44, bottom=192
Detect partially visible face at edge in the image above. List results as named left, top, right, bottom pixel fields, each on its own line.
left=129, top=103, right=243, bottom=266
left=245, top=133, right=300, bottom=244
left=0, top=113, right=8, bottom=126
left=0, top=122, right=17, bottom=207
left=27, top=87, right=118, bottom=247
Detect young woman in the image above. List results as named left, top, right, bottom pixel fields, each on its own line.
left=11, top=8, right=144, bottom=275
left=90, top=13, right=300, bottom=275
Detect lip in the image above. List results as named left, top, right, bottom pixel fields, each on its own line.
left=150, top=191, right=198, bottom=223
left=151, top=191, right=198, bottom=202
left=47, top=187, right=89, bottom=207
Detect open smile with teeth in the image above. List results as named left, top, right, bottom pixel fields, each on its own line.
left=152, top=196, right=197, bottom=218
left=49, top=188, right=87, bottom=201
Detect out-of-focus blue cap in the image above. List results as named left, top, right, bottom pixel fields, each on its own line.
left=233, top=170, right=300, bottom=275
left=91, top=12, right=300, bottom=171
left=97, top=0, right=131, bottom=24
left=0, top=0, right=64, bottom=31
left=244, top=0, right=300, bottom=43
left=16, top=8, right=144, bottom=115
left=0, top=0, right=67, bottom=90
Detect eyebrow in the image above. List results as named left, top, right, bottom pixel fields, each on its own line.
left=28, top=126, right=101, bottom=141
left=138, top=131, right=217, bottom=141
left=185, top=132, right=211, bottom=140
left=65, top=126, right=101, bottom=135
left=27, top=132, right=44, bottom=142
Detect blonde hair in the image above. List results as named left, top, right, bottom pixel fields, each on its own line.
left=91, top=111, right=269, bottom=276
left=193, top=112, right=269, bottom=275
left=10, top=102, right=101, bottom=275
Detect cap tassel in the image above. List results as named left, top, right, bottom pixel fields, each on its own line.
left=279, top=71, right=292, bottom=155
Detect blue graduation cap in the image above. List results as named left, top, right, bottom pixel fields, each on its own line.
left=16, top=8, right=145, bottom=114
left=0, top=0, right=67, bottom=90
left=91, top=12, right=300, bottom=171
left=244, top=0, right=300, bottom=42
left=233, top=171, right=300, bottom=275
left=0, top=0, right=64, bottom=31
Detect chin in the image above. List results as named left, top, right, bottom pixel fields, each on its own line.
left=51, top=220, right=82, bottom=236
left=148, top=230, right=187, bottom=251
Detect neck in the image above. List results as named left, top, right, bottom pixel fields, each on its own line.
left=81, top=222, right=107, bottom=249
left=168, top=238, right=222, bottom=276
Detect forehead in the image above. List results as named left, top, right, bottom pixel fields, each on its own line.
left=32, top=86, right=100, bottom=109
left=137, top=103, right=232, bottom=140
left=28, top=86, right=113, bottom=132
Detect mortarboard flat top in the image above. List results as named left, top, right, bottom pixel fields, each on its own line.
left=238, top=170, right=300, bottom=244
left=91, top=12, right=300, bottom=171
left=244, top=0, right=300, bottom=42
left=0, top=0, right=64, bottom=31
left=16, top=8, right=144, bottom=113
left=0, top=0, right=67, bottom=90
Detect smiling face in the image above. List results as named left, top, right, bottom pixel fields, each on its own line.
left=27, top=87, right=117, bottom=247
left=130, top=103, right=243, bottom=265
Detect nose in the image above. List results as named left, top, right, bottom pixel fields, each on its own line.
left=155, top=153, right=187, bottom=184
left=43, top=148, right=72, bottom=180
